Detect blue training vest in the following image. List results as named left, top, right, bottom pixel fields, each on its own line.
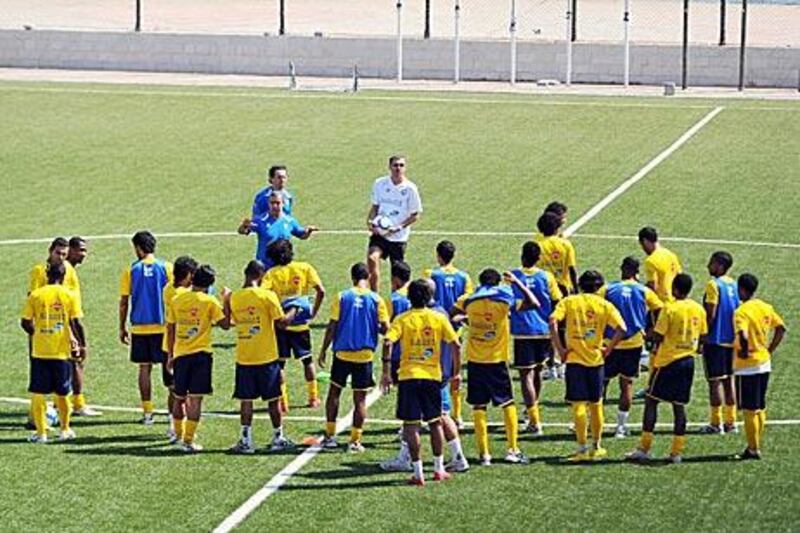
left=430, top=268, right=470, bottom=312
left=464, top=284, right=515, bottom=309
left=129, top=259, right=169, bottom=326
left=390, top=290, right=412, bottom=364
left=604, top=280, right=648, bottom=341
left=509, top=268, right=554, bottom=336
left=707, top=277, right=740, bottom=345
left=333, top=289, right=381, bottom=352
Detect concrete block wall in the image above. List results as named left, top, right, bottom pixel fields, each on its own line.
left=0, top=29, right=797, bottom=88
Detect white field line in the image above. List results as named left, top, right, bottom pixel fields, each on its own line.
left=563, top=106, right=725, bottom=237
left=2, top=396, right=800, bottom=428
left=0, top=84, right=719, bottom=110
left=2, top=229, right=798, bottom=250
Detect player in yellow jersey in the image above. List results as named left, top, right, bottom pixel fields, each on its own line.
left=318, top=263, right=390, bottom=453
left=451, top=268, right=539, bottom=465
left=381, top=279, right=463, bottom=485
left=733, top=274, right=786, bottom=460
left=162, top=256, right=198, bottom=444
left=263, top=239, right=326, bottom=411
left=550, top=270, right=626, bottom=462
left=21, top=263, right=86, bottom=443
left=227, top=260, right=300, bottom=454
left=626, top=274, right=707, bottom=464
left=638, top=227, right=682, bottom=302
left=166, top=265, right=230, bottom=453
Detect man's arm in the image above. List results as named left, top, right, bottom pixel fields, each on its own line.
left=768, top=325, right=786, bottom=355
left=568, top=267, right=579, bottom=295
left=450, top=341, right=462, bottom=391
left=166, top=322, right=176, bottom=370
left=366, top=204, right=379, bottom=233
left=310, top=284, right=326, bottom=320
left=504, top=271, right=540, bottom=311
left=317, top=319, right=337, bottom=368
left=238, top=218, right=253, bottom=235
left=380, top=339, right=394, bottom=393
left=20, top=318, right=34, bottom=336
left=276, top=308, right=298, bottom=330
left=549, top=318, right=567, bottom=361
left=602, top=327, right=625, bottom=358
left=119, top=296, right=130, bottom=345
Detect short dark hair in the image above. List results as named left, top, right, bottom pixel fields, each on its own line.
left=351, top=262, right=369, bottom=282
left=245, top=259, right=266, bottom=278
left=408, top=279, right=433, bottom=308
left=521, top=241, right=541, bottom=267
left=638, top=227, right=658, bottom=244
left=672, top=273, right=693, bottom=296
left=621, top=256, right=640, bottom=275
left=436, top=240, right=456, bottom=264
left=132, top=231, right=157, bottom=254
left=46, top=262, right=66, bottom=283
left=389, top=154, right=406, bottom=166
left=537, top=212, right=561, bottom=237
left=738, top=273, right=759, bottom=295
left=68, top=236, right=86, bottom=249
left=267, top=239, right=294, bottom=266
left=710, top=251, right=733, bottom=273
left=579, top=270, right=605, bottom=293
left=173, top=256, right=198, bottom=284
left=49, top=237, right=69, bottom=252
left=544, top=201, right=568, bottom=217
left=268, top=165, right=287, bottom=179
left=391, top=261, right=412, bottom=284
left=193, top=264, right=216, bottom=288
left=479, top=268, right=502, bottom=287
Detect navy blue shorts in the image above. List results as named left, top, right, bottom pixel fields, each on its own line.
left=173, top=352, right=213, bottom=397
left=648, top=357, right=694, bottom=405
left=331, top=357, right=375, bottom=391
left=466, top=362, right=513, bottom=407
left=736, top=372, right=770, bottom=411
left=234, top=361, right=282, bottom=401
left=130, top=333, right=165, bottom=364
left=277, top=329, right=312, bottom=360
left=29, top=358, right=72, bottom=396
left=368, top=234, right=407, bottom=264
left=604, top=347, right=642, bottom=381
left=513, top=338, right=551, bottom=369
left=396, top=379, right=443, bottom=423
left=703, top=344, right=734, bottom=381
left=565, top=363, right=604, bottom=402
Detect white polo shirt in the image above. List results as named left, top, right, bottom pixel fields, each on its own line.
left=370, top=176, right=422, bottom=243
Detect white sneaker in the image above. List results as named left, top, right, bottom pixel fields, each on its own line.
left=168, top=432, right=180, bottom=445
left=698, top=424, right=723, bottom=435
left=229, top=439, right=256, bottom=455
left=140, top=413, right=155, bottom=426
left=380, top=455, right=413, bottom=472
left=525, top=424, right=544, bottom=437
left=73, top=406, right=102, bottom=417
left=568, top=422, right=576, bottom=433
left=625, top=448, right=652, bottom=462
left=59, top=429, right=76, bottom=441
left=479, top=454, right=492, bottom=466
left=543, top=367, right=557, bottom=381
left=505, top=449, right=529, bottom=464
left=270, top=436, right=296, bottom=452
left=348, top=441, right=366, bottom=454
left=723, top=423, right=739, bottom=435
left=456, top=418, right=465, bottom=431
left=445, top=455, right=470, bottom=473
left=615, top=425, right=629, bottom=439
left=320, top=436, right=339, bottom=450
left=633, top=389, right=647, bottom=400
left=180, top=441, right=203, bottom=453
left=667, top=453, right=682, bottom=464
left=556, top=364, right=566, bottom=380
left=28, top=434, right=48, bottom=444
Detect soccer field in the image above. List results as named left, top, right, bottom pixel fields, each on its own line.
left=0, top=82, right=798, bottom=532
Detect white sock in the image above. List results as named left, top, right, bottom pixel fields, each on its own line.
left=412, top=460, right=424, bottom=480
left=273, top=426, right=284, bottom=439
left=241, top=425, right=252, bottom=443
left=433, top=455, right=445, bottom=473
left=617, top=411, right=629, bottom=427
left=447, top=438, right=464, bottom=461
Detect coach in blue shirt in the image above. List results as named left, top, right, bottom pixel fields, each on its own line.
left=252, top=165, right=294, bottom=218
left=238, top=192, right=317, bottom=268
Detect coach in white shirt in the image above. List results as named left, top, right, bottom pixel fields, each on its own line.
left=365, top=155, right=423, bottom=292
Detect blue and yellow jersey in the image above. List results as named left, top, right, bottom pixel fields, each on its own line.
left=252, top=186, right=294, bottom=218
left=551, top=293, right=626, bottom=367
left=509, top=267, right=563, bottom=338
left=120, top=255, right=174, bottom=334
left=229, top=286, right=285, bottom=365
left=425, top=265, right=474, bottom=314
left=652, top=299, right=707, bottom=368
left=29, top=262, right=82, bottom=311
left=166, top=290, right=225, bottom=358
left=601, top=280, right=663, bottom=349
left=733, top=299, right=784, bottom=372
left=454, top=285, right=515, bottom=364
left=535, top=233, right=577, bottom=292
left=331, top=287, right=389, bottom=363
left=704, top=276, right=740, bottom=347
left=386, top=308, right=459, bottom=382
left=644, top=247, right=682, bottom=302
left=21, top=284, right=82, bottom=360
left=261, top=261, right=322, bottom=332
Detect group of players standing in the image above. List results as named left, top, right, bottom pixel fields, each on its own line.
left=20, top=155, right=787, bottom=485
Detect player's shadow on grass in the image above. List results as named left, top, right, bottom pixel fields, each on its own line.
left=544, top=453, right=737, bottom=468
left=281, top=462, right=404, bottom=491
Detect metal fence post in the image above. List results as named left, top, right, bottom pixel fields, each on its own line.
left=571, top=0, right=578, bottom=41
left=738, top=0, right=747, bottom=91
left=397, top=1, right=404, bottom=82
left=279, top=0, right=285, bottom=35
left=565, top=0, right=573, bottom=85
left=719, top=0, right=726, bottom=45
left=454, top=0, right=461, bottom=83
left=425, top=0, right=431, bottom=39
left=623, top=0, right=631, bottom=87
left=135, top=0, right=141, bottom=32
left=510, top=0, right=518, bottom=85
left=682, top=0, right=689, bottom=90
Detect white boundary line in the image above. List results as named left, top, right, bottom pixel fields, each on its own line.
left=1, top=229, right=798, bottom=250
left=3, top=396, right=800, bottom=428
left=563, top=106, right=725, bottom=237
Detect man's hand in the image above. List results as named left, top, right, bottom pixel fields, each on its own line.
left=317, top=350, right=327, bottom=369
left=221, top=286, right=233, bottom=301
left=502, top=271, right=519, bottom=285
left=306, top=225, right=319, bottom=234
left=387, top=225, right=402, bottom=235
left=166, top=356, right=174, bottom=372
left=556, top=345, right=568, bottom=360
left=380, top=372, right=393, bottom=394
left=119, top=327, right=130, bottom=345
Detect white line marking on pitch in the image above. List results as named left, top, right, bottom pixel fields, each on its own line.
left=1, top=228, right=798, bottom=250
left=563, top=106, right=725, bottom=237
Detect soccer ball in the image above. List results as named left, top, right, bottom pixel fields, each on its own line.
left=371, top=215, right=393, bottom=237
left=46, top=405, right=59, bottom=427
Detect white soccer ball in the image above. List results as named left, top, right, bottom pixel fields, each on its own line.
left=372, top=215, right=393, bottom=237
left=46, top=405, right=59, bottom=427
